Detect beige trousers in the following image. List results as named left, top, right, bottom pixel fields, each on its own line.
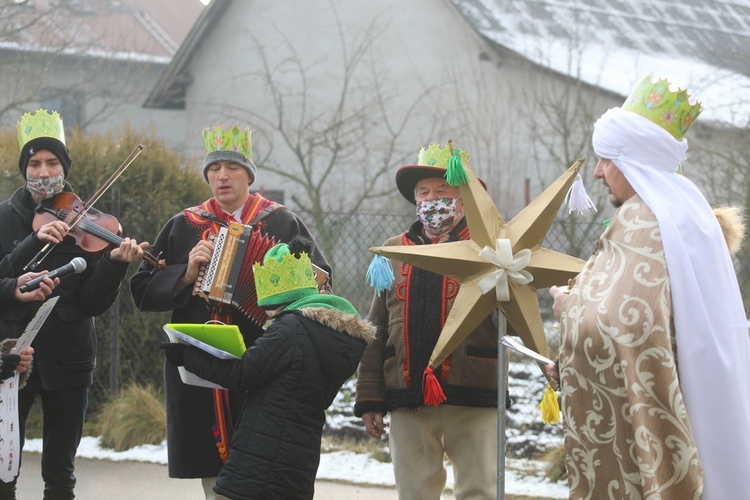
left=201, top=477, right=230, bottom=500
left=389, top=405, right=498, bottom=500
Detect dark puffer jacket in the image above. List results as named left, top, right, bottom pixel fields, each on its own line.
left=181, top=306, right=375, bottom=500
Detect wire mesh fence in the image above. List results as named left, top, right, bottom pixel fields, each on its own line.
left=89, top=209, right=750, bottom=458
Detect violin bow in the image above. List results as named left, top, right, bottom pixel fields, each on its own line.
left=24, top=144, right=145, bottom=271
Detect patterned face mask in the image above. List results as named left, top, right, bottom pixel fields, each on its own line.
left=416, top=197, right=460, bottom=234
left=26, top=173, right=65, bottom=201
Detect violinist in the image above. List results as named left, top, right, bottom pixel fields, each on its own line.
left=0, top=109, right=147, bottom=500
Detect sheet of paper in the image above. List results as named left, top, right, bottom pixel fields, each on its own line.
left=163, top=326, right=239, bottom=390
left=12, top=296, right=59, bottom=353
left=0, top=374, right=20, bottom=483
left=501, top=336, right=554, bottom=365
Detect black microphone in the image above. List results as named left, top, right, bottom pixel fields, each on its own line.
left=19, top=257, right=87, bottom=293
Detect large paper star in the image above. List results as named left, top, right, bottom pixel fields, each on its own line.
left=371, top=159, right=586, bottom=374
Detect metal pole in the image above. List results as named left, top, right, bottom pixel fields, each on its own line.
left=497, top=312, right=507, bottom=499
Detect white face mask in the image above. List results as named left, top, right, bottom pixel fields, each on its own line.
left=26, top=173, right=65, bottom=201
left=416, top=197, right=459, bottom=234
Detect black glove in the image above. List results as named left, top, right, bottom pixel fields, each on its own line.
left=0, top=354, right=21, bottom=380
left=159, top=341, right=187, bottom=366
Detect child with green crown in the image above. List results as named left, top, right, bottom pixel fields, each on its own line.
left=160, top=236, right=374, bottom=500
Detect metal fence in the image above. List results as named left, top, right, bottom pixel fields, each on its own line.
left=89, top=209, right=750, bottom=457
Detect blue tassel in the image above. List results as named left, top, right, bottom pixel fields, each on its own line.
left=366, top=254, right=394, bottom=295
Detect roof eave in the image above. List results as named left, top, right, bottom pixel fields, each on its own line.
left=143, top=0, right=232, bottom=110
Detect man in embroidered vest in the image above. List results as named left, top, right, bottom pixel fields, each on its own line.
left=130, top=126, right=331, bottom=500
left=549, top=75, right=750, bottom=499
left=354, top=143, right=501, bottom=500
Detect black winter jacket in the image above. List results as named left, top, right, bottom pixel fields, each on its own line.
left=182, top=307, right=375, bottom=500
left=129, top=201, right=332, bottom=478
left=0, top=185, right=129, bottom=389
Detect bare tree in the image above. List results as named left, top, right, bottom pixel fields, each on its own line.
left=192, top=3, right=443, bottom=261
left=446, top=44, right=613, bottom=259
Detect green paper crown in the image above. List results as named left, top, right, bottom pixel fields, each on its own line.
left=202, top=125, right=252, bottom=158
left=417, top=143, right=470, bottom=170
left=622, top=74, right=702, bottom=140
left=17, top=109, right=65, bottom=150
left=253, top=244, right=318, bottom=307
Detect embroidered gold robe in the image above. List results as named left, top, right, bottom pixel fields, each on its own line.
left=560, top=195, right=703, bottom=499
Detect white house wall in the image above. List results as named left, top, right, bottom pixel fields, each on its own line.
left=178, top=0, right=618, bottom=216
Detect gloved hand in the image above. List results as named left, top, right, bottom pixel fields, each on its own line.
left=159, top=341, right=187, bottom=366
left=0, top=354, right=21, bottom=380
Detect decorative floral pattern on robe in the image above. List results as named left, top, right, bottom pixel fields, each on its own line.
left=560, top=195, right=703, bottom=500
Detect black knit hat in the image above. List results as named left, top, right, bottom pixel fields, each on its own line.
left=18, top=137, right=72, bottom=179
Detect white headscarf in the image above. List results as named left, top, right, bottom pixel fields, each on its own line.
left=593, top=107, right=750, bottom=499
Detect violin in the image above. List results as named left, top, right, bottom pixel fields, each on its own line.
left=23, top=144, right=166, bottom=272
left=32, top=191, right=166, bottom=271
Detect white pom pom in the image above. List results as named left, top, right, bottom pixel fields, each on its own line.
left=566, top=174, right=597, bottom=215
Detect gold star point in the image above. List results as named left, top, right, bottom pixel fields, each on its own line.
left=371, top=158, right=587, bottom=373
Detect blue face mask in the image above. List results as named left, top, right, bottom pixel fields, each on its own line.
left=26, top=173, right=65, bottom=201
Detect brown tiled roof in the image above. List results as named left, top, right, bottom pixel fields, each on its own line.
left=0, top=0, right=204, bottom=60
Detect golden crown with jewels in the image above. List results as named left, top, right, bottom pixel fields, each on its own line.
left=17, top=109, right=66, bottom=149
left=253, top=244, right=318, bottom=307
left=622, top=74, right=702, bottom=140
left=417, top=142, right=471, bottom=169
left=202, top=125, right=252, bottom=158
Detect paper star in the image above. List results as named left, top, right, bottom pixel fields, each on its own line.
left=371, top=159, right=586, bottom=374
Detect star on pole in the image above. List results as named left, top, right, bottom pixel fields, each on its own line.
left=370, top=158, right=586, bottom=376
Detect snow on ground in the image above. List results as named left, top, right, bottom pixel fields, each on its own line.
left=23, top=329, right=569, bottom=498
left=23, top=437, right=568, bottom=498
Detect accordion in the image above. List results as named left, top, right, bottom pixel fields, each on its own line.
left=193, top=222, right=277, bottom=326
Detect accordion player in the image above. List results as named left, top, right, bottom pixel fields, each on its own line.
left=193, top=221, right=330, bottom=326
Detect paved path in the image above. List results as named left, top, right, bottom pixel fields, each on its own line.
left=16, top=452, right=406, bottom=499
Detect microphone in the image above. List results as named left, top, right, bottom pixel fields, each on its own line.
left=19, top=257, right=87, bottom=293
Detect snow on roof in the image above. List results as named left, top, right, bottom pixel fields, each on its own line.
left=452, top=0, right=750, bottom=127
left=0, top=0, right=204, bottom=62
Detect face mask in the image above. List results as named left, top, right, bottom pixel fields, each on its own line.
left=26, top=173, right=65, bottom=201
left=416, top=197, right=459, bottom=234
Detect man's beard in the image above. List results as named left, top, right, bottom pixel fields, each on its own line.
left=604, top=182, right=624, bottom=208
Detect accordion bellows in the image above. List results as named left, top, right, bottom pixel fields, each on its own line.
left=193, top=222, right=277, bottom=326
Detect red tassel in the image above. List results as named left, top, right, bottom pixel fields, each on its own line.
left=422, top=366, right=447, bottom=406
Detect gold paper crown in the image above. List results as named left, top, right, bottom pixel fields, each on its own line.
left=253, top=251, right=317, bottom=306
left=417, top=143, right=470, bottom=169
left=202, top=125, right=252, bottom=158
left=622, top=74, right=702, bottom=140
left=17, top=109, right=65, bottom=150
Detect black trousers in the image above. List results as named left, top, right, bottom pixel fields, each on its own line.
left=0, top=373, right=88, bottom=500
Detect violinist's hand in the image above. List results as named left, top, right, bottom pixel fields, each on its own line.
left=15, top=271, right=59, bottom=302
left=110, top=238, right=149, bottom=263
left=36, top=220, right=70, bottom=245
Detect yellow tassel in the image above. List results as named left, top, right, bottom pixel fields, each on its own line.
left=538, top=383, right=560, bottom=424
